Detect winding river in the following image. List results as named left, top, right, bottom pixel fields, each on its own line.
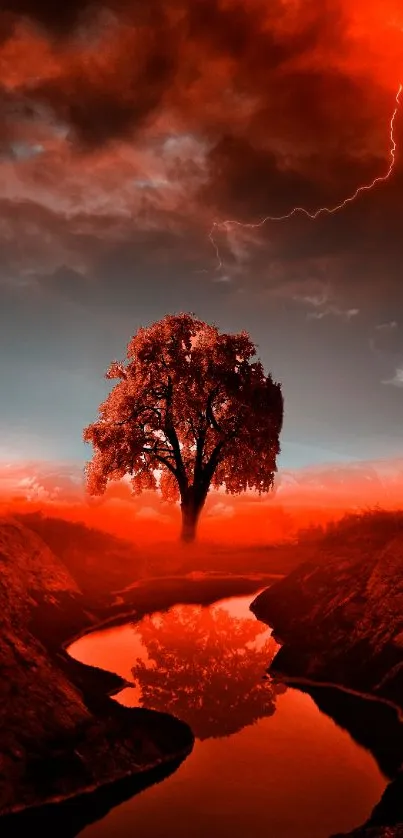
left=68, top=588, right=391, bottom=838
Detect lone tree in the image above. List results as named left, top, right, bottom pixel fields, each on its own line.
left=83, top=313, right=283, bottom=542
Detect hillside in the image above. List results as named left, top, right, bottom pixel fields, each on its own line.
left=251, top=509, right=403, bottom=838
left=0, top=516, right=193, bottom=821
left=13, top=512, right=145, bottom=597
left=12, top=511, right=301, bottom=591
left=252, top=511, right=403, bottom=704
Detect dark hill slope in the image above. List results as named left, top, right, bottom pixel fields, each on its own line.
left=0, top=516, right=193, bottom=818
left=251, top=511, right=403, bottom=838
left=251, top=531, right=403, bottom=704
left=13, top=511, right=144, bottom=597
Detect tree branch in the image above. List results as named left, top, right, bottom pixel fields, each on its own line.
left=142, top=447, right=178, bottom=477
left=202, top=439, right=226, bottom=487
left=163, top=376, right=188, bottom=493
left=140, top=433, right=175, bottom=457
left=110, top=378, right=188, bottom=493
left=200, top=423, right=241, bottom=493
left=186, top=413, right=198, bottom=441
left=112, top=404, right=162, bottom=427
left=143, top=406, right=163, bottom=422
left=206, top=387, right=222, bottom=433
left=194, top=428, right=206, bottom=484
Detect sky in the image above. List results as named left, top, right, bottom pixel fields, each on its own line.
left=1, top=0, right=403, bottom=471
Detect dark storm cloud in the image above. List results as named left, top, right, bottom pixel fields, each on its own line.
left=0, top=0, right=395, bottom=175
left=201, top=67, right=397, bottom=220
left=0, top=0, right=86, bottom=38
left=32, top=47, right=177, bottom=148
left=0, top=0, right=401, bottom=313
left=0, top=6, right=178, bottom=148
left=0, top=0, right=349, bottom=149
left=201, top=135, right=322, bottom=221
left=185, top=0, right=342, bottom=65
left=0, top=0, right=166, bottom=36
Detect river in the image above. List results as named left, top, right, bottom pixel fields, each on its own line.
left=68, top=587, right=390, bottom=838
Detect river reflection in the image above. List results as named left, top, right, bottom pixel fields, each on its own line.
left=126, top=601, right=282, bottom=739
left=64, top=590, right=392, bottom=838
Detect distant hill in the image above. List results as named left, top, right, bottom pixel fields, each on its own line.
left=13, top=512, right=145, bottom=597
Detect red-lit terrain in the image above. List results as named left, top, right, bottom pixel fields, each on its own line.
left=252, top=511, right=403, bottom=838
left=0, top=461, right=403, bottom=837
left=0, top=515, right=194, bottom=824
left=2, top=458, right=403, bottom=548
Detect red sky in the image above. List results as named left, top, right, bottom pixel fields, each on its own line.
left=1, top=1, right=403, bottom=474
left=2, top=458, right=402, bottom=544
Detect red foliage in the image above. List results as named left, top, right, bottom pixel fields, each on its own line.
left=83, top=313, right=283, bottom=538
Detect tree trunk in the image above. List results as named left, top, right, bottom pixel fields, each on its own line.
left=180, top=502, right=200, bottom=543
left=180, top=484, right=208, bottom=543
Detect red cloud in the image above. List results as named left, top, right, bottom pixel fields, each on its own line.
left=0, top=0, right=401, bottom=307
left=1, top=458, right=403, bottom=545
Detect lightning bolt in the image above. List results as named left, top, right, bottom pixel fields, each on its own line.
left=209, top=84, right=402, bottom=273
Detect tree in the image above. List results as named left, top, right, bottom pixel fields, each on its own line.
left=130, top=604, right=281, bottom=740
left=83, top=313, right=284, bottom=542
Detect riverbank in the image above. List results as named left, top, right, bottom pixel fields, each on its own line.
left=251, top=512, right=403, bottom=838
left=67, top=591, right=390, bottom=838
left=67, top=570, right=281, bottom=642
left=0, top=516, right=195, bottom=825
left=0, top=514, right=278, bottom=831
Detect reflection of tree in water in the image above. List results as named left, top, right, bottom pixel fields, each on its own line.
left=131, top=605, right=283, bottom=740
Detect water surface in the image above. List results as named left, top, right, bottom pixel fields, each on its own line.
left=69, top=591, right=389, bottom=838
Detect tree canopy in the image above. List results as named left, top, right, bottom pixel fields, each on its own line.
left=131, top=604, right=280, bottom=740
left=83, top=313, right=284, bottom=540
